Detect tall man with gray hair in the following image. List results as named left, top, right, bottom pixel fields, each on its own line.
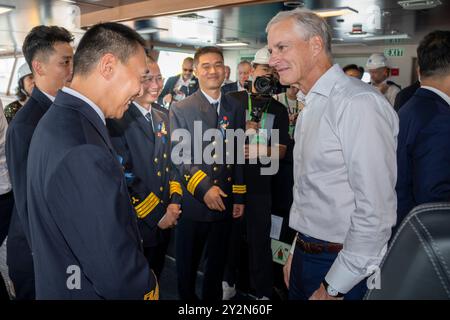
left=266, top=9, right=398, bottom=300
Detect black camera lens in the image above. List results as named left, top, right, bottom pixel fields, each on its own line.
left=254, top=76, right=274, bottom=95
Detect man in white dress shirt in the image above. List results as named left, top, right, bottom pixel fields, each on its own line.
left=266, top=8, right=398, bottom=300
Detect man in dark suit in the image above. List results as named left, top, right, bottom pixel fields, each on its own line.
left=107, top=55, right=182, bottom=279
left=221, top=60, right=251, bottom=95
left=159, top=57, right=199, bottom=107
left=396, top=30, right=450, bottom=227
left=27, top=23, right=158, bottom=299
left=170, top=46, right=246, bottom=300
left=394, top=80, right=421, bottom=112
left=5, top=25, right=74, bottom=300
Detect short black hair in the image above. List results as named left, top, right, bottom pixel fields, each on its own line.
left=417, top=30, right=450, bottom=78
left=343, top=64, right=360, bottom=73
left=343, top=64, right=364, bottom=79
left=193, top=46, right=223, bottom=67
left=22, top=25, right=74, bottom=72
left=73, top=22, right=146, bottom=76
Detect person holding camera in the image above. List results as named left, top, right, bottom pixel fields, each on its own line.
left=223, top=47, right=289, bottom=300
left=158, top=57, right=199, bottom=107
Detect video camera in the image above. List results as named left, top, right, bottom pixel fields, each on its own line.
left=244, top=75, right=289, bottom=96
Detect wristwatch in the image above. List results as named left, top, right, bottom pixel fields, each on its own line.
left=322, top=280, right=344, bottom=298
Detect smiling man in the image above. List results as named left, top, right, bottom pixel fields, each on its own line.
left=170, top=46, right=245, bottom=300
left=267, top=9, right=398, bottom=300
left=107, top=54, right=182, bottom=281
left=26, top=22, right=158, bottom=299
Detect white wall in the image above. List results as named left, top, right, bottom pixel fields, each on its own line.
left=222, top=50, right=240, bottom=82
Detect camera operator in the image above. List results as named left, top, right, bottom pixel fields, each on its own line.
left=223, top=47, right=289, bottom=300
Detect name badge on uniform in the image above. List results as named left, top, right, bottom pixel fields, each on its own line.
left=219, top=116, right=229, bottom=137
left=156, top=122, right=168, bottom=143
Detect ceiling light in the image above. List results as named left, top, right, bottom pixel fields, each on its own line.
left=137, top=27, right=168, bottom=34
left=363, top=34, right=410, bottom=40
left=216, top=41, right=249, bottom=47
left=397, top=0, right=442, bottom=10
left=177, top=13, right=206, bottom=20
left=346, top=32, right=371, bottom=38
left=0, top=4, right=14, bottom=15
left=284, top=1, right=304, bottom=8
left=314, top=7, right=358, bottom=18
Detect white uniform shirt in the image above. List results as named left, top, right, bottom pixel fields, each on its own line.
left=290, top=64, right=399, bottom=293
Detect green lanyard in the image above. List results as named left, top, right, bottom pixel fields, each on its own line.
left=247, top=94, right=269, bottom=129
left=284, top=94, right=298, bottom=115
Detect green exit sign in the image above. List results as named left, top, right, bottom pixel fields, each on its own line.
left=384, top=48, right=405, bottom=57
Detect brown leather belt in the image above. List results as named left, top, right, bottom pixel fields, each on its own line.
left=296, top=236, right=343, bottom=254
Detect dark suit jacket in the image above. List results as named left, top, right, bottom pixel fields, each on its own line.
left=107, top=103, right=182, bottom=248
left=396, top=88, right=450, bottom=225
left=170, top=90, right=246, bottom=222
left=6, top=87, right=51, bottom=245
left=221, top=81, right=239, bottom=95
left=27, top=90, right=157, bottom=299
left=158, top=74, right=199, bottom=105
left=394, top=81, right=421, bottom=112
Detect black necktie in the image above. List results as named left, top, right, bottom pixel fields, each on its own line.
left=211, top=102, right=219, bottom=114
left=145, top=112, right=154, bottom=131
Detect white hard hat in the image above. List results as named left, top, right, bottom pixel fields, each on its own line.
left=366, top=53, right=389, bottom=70
left=17, top=63, right=32, bottom=80
left=252, top=46, right=270, bottom=65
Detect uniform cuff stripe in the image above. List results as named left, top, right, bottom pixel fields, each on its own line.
left=232, top=185, right=247, bottom=194
left=169, top=181, right=183, bottom=196
left=187, top=170, right=207, bottom=194
left=135, top=192, right=160, bottom=218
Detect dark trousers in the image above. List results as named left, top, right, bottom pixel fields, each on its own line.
left=0, top=191, right=14, bottom=244
left=288, top=233, right=367, bottom=300
left=223, top=216, right=243, bottom=287
left=0, top=191, right=14, bottom=300
left=245, top=194, right=273, bottom=298
left=7, top=211, right=35, bottom=300
left=175, top=217, right=231, bottom=301
left=143, top=229, right=171, bottom=279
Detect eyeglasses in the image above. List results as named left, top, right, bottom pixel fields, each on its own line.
left=183, top=68, right=193, bottom=72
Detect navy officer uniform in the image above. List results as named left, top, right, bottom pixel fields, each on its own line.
left=27, top=88, right=158, bottom=299
left=107, top=101, right=182, bottom=278
left=170, top=89, right=246, bottom=300
left=5, top=87, right=53, bottom=299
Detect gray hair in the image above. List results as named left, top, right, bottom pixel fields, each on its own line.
left=266, top=8, right=332, bottom=59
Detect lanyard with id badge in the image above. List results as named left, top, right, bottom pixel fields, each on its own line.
left=247, top=94, right=271, bottom=145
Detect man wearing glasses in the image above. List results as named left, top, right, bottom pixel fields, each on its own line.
left=107, top=54, right=182, bottom=280
left=159, top=57, right=199, bottom=107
